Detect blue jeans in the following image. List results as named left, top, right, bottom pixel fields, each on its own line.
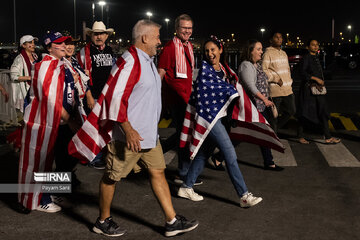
left=184, top=118, right=248, bottom=197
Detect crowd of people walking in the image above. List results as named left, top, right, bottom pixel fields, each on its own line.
left=0, top=12, right=340, bottom=238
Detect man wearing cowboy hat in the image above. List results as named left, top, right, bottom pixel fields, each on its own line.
left=77, top=21, right=115, bottom=169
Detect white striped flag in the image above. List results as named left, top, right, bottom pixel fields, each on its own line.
left=18, top=55, right=65, bottom=210
left=77, top=42, right=93, bottom=85
left=180, top=60, right=284, bottom=160
left=68, top=46, right=141, bottom=162
left=173, top=37, right=194, bottom=78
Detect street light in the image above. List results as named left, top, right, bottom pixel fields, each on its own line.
left=92, top=2, right=95, bottom=23
left=165, top=18, right=170, bottom=39
left=348, top=25, right=352, bottom=42
left=260, top=28, right=265, bottom=38
left=73, top=0, right=77, bottom=37
left=98, top=1, right=106, bottom=21
left=146, top=11, right=153, bottom=20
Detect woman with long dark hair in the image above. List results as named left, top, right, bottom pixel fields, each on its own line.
left=177, top=36, right=263, bottom=207
left=297, top=39, right=340, bottom=144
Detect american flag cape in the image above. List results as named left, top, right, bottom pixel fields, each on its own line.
left=18, top=54, right=65, bottom=210
left=68, top=46, right=141, bottom=162
left=180, top=60, right=284, bottom=160
left=77, top=42, right=93, bottom=85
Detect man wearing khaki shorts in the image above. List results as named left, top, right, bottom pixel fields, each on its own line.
left=104, top=140, right=165, bottom=181
left=91, top=19, right=198, bottom=238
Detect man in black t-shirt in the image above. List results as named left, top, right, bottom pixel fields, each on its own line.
left=78, top=21, right=115, bottom=112
left=77, top=21, right=115, bottom=169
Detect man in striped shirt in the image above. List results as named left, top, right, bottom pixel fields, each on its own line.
left=262, top=32, right=296, bottom=133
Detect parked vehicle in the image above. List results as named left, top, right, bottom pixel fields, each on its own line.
left=283, top=48, right=308, bottom=71
left=334, top=43, right=360, bottom=69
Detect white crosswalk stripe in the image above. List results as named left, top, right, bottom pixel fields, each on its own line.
left=315, top=141, right=360, bottom=167
left=270, top=139, right=360, bottom=168
left=271, top=139, right=297, bottom=166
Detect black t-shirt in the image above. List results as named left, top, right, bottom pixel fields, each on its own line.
left=89, top=44, right=113, bottom=99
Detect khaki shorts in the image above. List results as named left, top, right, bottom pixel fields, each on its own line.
left=104, top=140, right=166, bottom=181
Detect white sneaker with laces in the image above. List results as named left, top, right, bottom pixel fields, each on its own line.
left=177, top=187, right=204, bottom=201
left=240, top=192, right=263, bottom=208
left=36, top=202, right=62, bottom=213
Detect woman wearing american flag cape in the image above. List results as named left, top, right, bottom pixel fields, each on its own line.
left=17, top=32, right=77, bottom=213
left=177, top=37, right=285, bottom=206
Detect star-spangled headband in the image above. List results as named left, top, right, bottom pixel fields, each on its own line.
left=210, top=35, right=223, bottom=50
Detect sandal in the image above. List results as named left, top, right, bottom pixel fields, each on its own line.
left=325, top=137, right=341, bottom=144
left=298, top=138, right=310, bottom=144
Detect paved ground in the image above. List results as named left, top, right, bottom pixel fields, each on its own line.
left=0, top=125, right=359, bottom=240
left=1, top=62, right=359, bottom=240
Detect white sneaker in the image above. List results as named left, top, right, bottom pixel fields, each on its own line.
left=177, top=187, right=204, bottom=201
left=36, top=202, right=62, bottom=213
left=240, top=192, right=263, bottom=208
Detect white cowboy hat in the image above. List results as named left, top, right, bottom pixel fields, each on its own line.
left=85, top=21, right=114, bottom=36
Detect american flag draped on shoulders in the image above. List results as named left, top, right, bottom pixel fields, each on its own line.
left=180, top=60, right=284, bottom=160
left=68, top=46, right=141, bottom=162
left=18, top=54, right=66, bottom=210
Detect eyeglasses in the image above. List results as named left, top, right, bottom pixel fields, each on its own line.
left=179, top=26, right=193, bottom=30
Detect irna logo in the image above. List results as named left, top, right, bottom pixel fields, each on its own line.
left=34, top=172, right=71, bottom=182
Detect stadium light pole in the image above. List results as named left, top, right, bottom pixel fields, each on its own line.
left=348, top=25, right=352, bottom=42
left=146, top=11, right=153, bottom=20
left=73, top=0, right=77, bottom=37
left=98, top=1, right=106, bottom=21
left=92, top=2, right=95, bottom=23
left=165, top=18, right=170, bottom=39
left=13, top=0, right=17, bottom=43
left=260, top=28, right=265, bottom=38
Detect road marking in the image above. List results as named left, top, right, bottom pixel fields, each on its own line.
left=328, top=120, right=335, bottom=131
left=158, top=118, right=172, bottom=128
left=271, top=139, right=297, bottom=166
left=315, top=142, right=360, bottom=167
left=330, top=113, right=358, bottom=131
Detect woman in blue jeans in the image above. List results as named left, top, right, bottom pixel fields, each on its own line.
left=177, top=37, right=262, bottom=207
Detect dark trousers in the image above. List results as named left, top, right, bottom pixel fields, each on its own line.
left=269, top=94, right=296, bottom=133
left=54, top=124, right=78, bottom=173
left=260, top=108, right=275, bottom=166
left=297, top=115, right=331, bottom=139
left=161, top=102, right=191, bottom=177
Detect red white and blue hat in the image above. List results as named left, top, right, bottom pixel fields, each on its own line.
left=43, top=31, right=71, bottom=46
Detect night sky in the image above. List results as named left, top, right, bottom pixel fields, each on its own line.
left=0, top=0, right=359, bottom=45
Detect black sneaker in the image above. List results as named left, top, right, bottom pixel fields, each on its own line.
left=93, top=216, right=126, bottom=237
left=165, top=215, right=198, bottom=237
left=88, top=160, right=106, bottom=170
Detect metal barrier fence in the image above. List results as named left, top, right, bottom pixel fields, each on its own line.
left=0, top=70, right=17, bottom=126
